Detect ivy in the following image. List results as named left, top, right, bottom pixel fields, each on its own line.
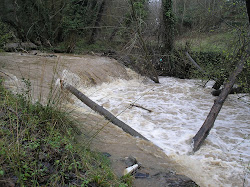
left=133, top=0, right=148, bottom=19
left=163, top=0, right=176, bottom=52
left=62, top=0, right=98, bottom=35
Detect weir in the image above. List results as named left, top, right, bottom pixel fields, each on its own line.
left=1, top=53, right=249, bottom=187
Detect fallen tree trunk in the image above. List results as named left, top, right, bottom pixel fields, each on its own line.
left=192, top=52, right=248, bottom=152
left=185, top=51, right=207, bottom=75
left=60, top=80, right=148, bottom=141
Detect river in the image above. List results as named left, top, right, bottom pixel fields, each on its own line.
left=73, top=70, right=249, bottom=187
left=1, top=53, right=249, bottom=187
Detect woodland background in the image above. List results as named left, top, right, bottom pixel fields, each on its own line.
left=0, top=0, right=249, bottom=89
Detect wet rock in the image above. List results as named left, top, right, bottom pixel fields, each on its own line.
left=153, top=172, right=198, bottom=187
left=211, top=86, right=246, bottom=96
left=124, top=156, right=137, bottom=167
left=29, top=50, right=40, bottom=55
left=4, top=42, right=38, bottom=52
left=43, top=54, right=57, bottom=58
left=3, top=43, right=19, bottom=52
left=102, top=50, right=117, bottom=57
left=20, top=42, right=37, bottom=50
left=135, top=172, right=149, bottom=179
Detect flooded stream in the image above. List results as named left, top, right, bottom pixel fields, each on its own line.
left=74, top=72, right=249, bottom=187
left=1, top=53, right=249, bottom=187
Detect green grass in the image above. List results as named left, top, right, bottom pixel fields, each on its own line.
left=0, top=78, right=132, bottom=186
left=175, top=30, right=235, bottom=53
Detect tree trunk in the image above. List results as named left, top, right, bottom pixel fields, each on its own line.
left=88, top=0, right=106, bottom=44
left=181, top=0, right=187, bottom=31
left=246, top=0, right=250, bottom=23
left=129, top=0, right=159, bottom=83
left=60, top=80, right=148, bottom=141
left=109, top=17, right=125, bottom=41
left=162, top=0, right=175, bottom=52
left=192, top=52, right=248, bottom=152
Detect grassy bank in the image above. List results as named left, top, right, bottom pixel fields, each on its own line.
left=176, top=30, right=235, bottom=53
left=0, top=78, right=131, bottom=186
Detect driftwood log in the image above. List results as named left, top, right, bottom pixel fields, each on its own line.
left=130, top=104, right=152, bottom=113
left=192, top=52, right=249, bottom=152
left=60, top=80, right=148, bottom=141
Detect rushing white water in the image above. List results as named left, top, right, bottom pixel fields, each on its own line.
left=1, top=52, right=249, bottom=187
left=74, top=72, right=249, bottom=187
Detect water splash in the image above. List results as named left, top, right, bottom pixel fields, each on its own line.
left=74, top=76, right=249, bottom=187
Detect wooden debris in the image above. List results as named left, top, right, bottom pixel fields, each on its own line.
left=60, top=80, right=148, bottom=141
left=130, top=104, right=152, bottom=113
left=192, top=52, right=249, bottom=152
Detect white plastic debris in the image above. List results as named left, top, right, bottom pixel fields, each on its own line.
left=123, top=164, right=139, bottom=176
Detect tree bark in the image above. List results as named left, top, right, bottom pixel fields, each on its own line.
left=192, top=52, right=248, bottom=152
left=60, top=80, right=148, bottom=141
left=246, top=0, right=250, bottom=23
left=88, top=0, right=106, bottom=44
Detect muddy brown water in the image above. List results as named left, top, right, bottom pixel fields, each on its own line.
left=1, top=52, right=249, bottom=187
left=0, top=52, right=196, bottom=187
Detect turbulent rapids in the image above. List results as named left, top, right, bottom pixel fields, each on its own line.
left=1, top=53, right=249, bottom=187
left=75, top=73, right=249, bottom=187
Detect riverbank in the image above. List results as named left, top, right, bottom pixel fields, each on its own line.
left=1, top=52, right=249, bottom=186
left=73, top=110, right=198, bottom=187
left=0, top=52, right=198, bottom=186
left=0, top=76, right=132, bottom=186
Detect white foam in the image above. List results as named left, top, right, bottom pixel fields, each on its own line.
left=59, top=69, right=81, bottom=88
left=75, top=76, right=249, bottom=187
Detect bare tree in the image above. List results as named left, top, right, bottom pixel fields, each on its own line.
left=128, top=0, right=159, bottom=83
